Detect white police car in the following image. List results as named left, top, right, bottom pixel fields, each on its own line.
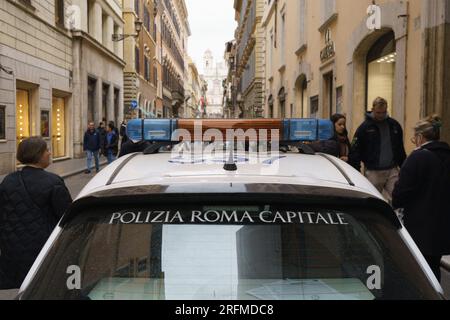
left=17, top=119, right=444, bottom=300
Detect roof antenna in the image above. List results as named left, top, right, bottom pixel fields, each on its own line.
left=223, top=143, right=237, bottom=172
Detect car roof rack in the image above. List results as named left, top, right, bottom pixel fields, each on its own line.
left=317, top=153, right=356, bottom=187
left=106, top=153, right=140, bottom=186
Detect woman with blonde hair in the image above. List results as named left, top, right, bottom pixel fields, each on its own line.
left=392, top=115, right=450, bottom=282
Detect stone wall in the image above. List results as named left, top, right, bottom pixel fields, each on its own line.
left=0, top=0, right=73, bottom=175
left=0, top=0, right=73, bottom=71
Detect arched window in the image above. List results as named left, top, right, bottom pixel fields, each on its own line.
left=366, top=31, right=396, bottom=115
left=152, top=99, right=157, bottom=117
left=295, top=75, right=308, bottom=118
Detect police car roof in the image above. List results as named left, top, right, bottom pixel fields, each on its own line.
left=75, top=151, right=383, bottom=201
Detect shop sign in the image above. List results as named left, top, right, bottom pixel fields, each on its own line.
left=367, top=5, right=381, bottom=30
left=320, top=29, right=335, bottom=63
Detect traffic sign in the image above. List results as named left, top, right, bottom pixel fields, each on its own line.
left=131, top=100, right=138, bottom=110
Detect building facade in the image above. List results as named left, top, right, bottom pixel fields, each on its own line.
left=159, top=0, right=190, bottom=118
left=185, top=57, right=203, bottom=118
left=223, top=40, right=238, bottom=119
left=261, top=0, right=450, bottom=152
left=0, top=0, right=125, bottom=175
left=0, top=0, right=70, bottom=176
left=0, top=0, right=74, bottom=175
left=233, top=0, right=266, bottom=118
left=201, top=50, right=227, bottom=118
left=123, top=0, right=160, bottom=119
left=71, top=0, right=125, bottom=157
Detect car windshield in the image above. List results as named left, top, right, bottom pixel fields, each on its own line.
left=20, top=202, right=440, bottom=300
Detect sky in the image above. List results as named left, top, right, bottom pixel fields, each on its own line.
left=185, top=0, right=237, bottom=74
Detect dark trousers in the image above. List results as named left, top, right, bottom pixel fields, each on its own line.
left=424, top=255, right=442, bottom=282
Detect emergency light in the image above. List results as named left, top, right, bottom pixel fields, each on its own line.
left=127, top=118, right=334, bottom=143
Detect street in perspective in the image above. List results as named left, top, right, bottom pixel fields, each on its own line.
left=1, top=0, right=450, bottom=307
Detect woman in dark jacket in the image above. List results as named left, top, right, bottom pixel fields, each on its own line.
left=0, top=137, right=72, bottom=289
left=330, top=114, right=352, bottom=162
left=392, top=115, right=450, bottom=282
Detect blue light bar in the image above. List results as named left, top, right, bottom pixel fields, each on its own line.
left=127, top=119, right=145, bottom=141
left=284, top=119, right=334, bottom=142
left=318, top=119, right=334, bottom=141
left=144, top=119, right=177, bottom=141
left=127, top=119, right=178, bottom=142
left=127, top=118, right=334, bottom=143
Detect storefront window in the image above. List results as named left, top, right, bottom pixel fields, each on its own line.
left=16, top=89, right=30, bottom=147
left=52, top=97, right=66, bottom=158
left=114, top=88, right=120, bottom=125
left=366, top=32, right=396, bottom=115
left=88, top=78, right=96, bottom=123
left=41, top=110, right=50, bottom=138
left=323, top=72, right=333, bottom=118
left=102, top=83, right=109, bottom=123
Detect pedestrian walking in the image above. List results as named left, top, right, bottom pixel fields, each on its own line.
left=0, top=137, right=72, bottom=289
left=392, top=115, right=450, bottom=282
left=83, top=122, right=101, bottom=174
left=349, top=97, right=407, bottom=202
left=97, top=121, right=107, bottom=157
left=330, top=113, right=351, bottom=163
left=108, top=120, right=119, bottom=136
left=105, top=122, right=119, bottom=164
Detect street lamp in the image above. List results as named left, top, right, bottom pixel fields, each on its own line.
left=112, top=19, right=143, bottom=42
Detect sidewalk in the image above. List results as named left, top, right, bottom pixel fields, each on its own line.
left=47, top=157, right=108, bottom=179
left=0, top=156, right=108, bottom=184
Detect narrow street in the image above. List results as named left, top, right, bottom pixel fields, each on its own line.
left=65, top=171, right=99, bottom=200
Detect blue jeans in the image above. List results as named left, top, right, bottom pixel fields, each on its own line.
left=107, top=150, right=117, bottom=164
left=86, top=150, right=100, bottom=172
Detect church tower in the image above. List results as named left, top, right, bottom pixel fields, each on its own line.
left=203, top=49, right=214, bottom=75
